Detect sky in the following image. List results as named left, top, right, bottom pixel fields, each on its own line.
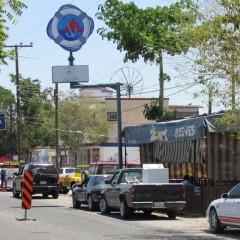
left=0, top=0, right=223, bottom=115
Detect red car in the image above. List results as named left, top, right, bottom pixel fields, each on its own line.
left=88, top=161, right=141, bottom=175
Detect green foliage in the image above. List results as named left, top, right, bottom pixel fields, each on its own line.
left=10, top=74, right=55, bottom=156
left=0, top=86, right=16, bottom=156
left=59, top=93, right=108, bottom=154
left=143, top=99, right=177, bottom=122
left=96, top=0, right=198, bottom=64
left=0, top=0, right=27, bottom=64
left=192, top=0, right=240, bottom=111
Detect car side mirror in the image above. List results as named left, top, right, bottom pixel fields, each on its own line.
left=221, top=193, right=228, bottom=198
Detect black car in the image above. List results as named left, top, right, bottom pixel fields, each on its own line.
left=12, top=163, right=60, bottom=199
left=72, top=174, right=112, bottom=211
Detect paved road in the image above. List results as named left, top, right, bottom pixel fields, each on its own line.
left=0, top=191, right=239, bottom=240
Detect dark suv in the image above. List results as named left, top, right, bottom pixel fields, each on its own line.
left=13, top=163, right=60, bottom=199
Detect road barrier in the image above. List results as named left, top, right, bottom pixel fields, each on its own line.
left=16, top=170, right=36, bottom=221
left=21, top=170, right=33, bottom=209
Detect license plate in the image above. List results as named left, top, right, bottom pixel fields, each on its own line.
left=153, top=202, right=164, bottom=207
left=40, top=181, right=47, bottom=184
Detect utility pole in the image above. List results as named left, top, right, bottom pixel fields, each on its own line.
left=5, top=44, right=33, bottom=162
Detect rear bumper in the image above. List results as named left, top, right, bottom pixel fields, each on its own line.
left=131, top=201, right=186, bottom=210
left=33, top=185, right=60, bottom=194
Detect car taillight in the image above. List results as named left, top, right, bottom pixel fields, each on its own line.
left=181, top=188, right=186, bottom=198
left=57, top=176, right=60, bottom=184
left=130, top=188, right=136, bottom=198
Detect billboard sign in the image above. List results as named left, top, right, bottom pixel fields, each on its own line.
left=0, top=113, right=6, bottom=130
left=52, top=65, right=89, bottom=83
left=47, top=4, right=94, bottom=52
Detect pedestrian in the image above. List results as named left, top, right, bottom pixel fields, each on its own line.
left=181, top=174, right=192, bottom=187
left=1, top=168, right=7, bottom=189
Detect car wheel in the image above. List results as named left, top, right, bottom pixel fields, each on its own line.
left=88, top=195, right=97, bottom=211
left=42, top=193, right=49, bottom=198
left=143, top=209, right=153, bottom=215
left=209, top=208, right=224, bottom=233
left=12, top=185, right=20, bottom=198
left=52, top=191, right=59, bottom=199
left=167, top=210, right=177, bottom=219
left=61, top=189, right=69, bottom=194
left=81, top=171, right=89, bottom=182
left=99, top=196, right=110, bottom=214
left=72, top=193, right=81, bottom=208
left=120, top=199, right=131, bottom=219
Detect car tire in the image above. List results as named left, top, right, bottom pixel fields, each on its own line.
left=42, top=193, right=49, bottom=198
left=120, top=199, right=131, bottom=219
left=88, top=195, right=97, bottom=211
left=81, top=171, right=89, bottom=182
left=52, top=191, right=59, bottom=199
left=60, top=189, right=69, bottom=194
left=167, top=210, right=177, bottom=219
left=12, top=185, right=20, bottom=198
left=143, top=209, right=153, bottom=215
left=99, top=196, right=110, bottom=214
left=209, top=208, right=224, bottom=233
left=72, top=193, right=81, bottom=208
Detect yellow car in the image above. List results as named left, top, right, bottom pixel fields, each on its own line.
left=60, top=165, right=89, bottom=194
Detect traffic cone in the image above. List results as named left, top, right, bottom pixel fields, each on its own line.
left=2, top=184, right=7, bottom=192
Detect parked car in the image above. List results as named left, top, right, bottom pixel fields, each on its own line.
left=60, top=164, right=89, bottom=194
left=12, top=163, right=60, bottom=199
left=72, top=174, right=112, bottom=211
left=59, top=167, right=76, bottom=194
left=206, top=183, right=240, bottom=233
left=0, top=168, right=18, bottom=191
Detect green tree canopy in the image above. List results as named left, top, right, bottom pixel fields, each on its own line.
left=0, top=0, right=27, bottom=64
left=59, top=92, right=108, bottom=161
left=96, top=0, right=200, bottom=121
left=10, top=74, right=55, bottom=160
left=0, top=86, right=16, bottom=156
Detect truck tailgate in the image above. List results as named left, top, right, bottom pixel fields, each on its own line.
left=132, top=183, right=185, bottom=202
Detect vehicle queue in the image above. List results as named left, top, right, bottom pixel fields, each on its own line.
left=1, top=161, right=240, bottom=235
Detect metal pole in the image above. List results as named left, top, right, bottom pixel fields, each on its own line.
left=55, top=83, right=59, bottom=170
left=10, top=104, right=13, bottom=160
left=5, top=44, right=33, bottom=162
left=116, top=82, right=123, bottom=169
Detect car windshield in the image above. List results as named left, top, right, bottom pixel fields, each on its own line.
left=31, top=165, right=57, bottom=174
left=65, top=169, right=75, bottom=174
left=92, top=176, right=108, bottom=186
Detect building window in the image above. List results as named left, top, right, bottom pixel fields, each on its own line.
left=107, top=112, right=117, bottom=121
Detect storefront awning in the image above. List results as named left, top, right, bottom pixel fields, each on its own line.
left=123, top=113, right=225, bottom=144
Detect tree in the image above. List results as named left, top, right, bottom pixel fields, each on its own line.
left=0, top=0, right=27, bottom=64
left=191, top=1, right=240, bottom=111
left=59, top=92, right=108, bottom=163
left=96, top=0, right=199, bottom=121
left=10, top=74, right=55, bottom=161
left=0, top=86, right=16, bottom=156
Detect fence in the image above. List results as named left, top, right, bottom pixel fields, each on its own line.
left=181, top=183, right=237, bottom=216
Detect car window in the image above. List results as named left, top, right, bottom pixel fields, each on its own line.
left=102, top=165, right=117, bottom=174
left=229, top=184, right=240, bottom=198
left=111, top=171, right=120, bottom=184
left=32, top=165, right=58, bottom=174
left=92, top=176, right=105, bottom=186
left=66, top=169, right=75, bottom=174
